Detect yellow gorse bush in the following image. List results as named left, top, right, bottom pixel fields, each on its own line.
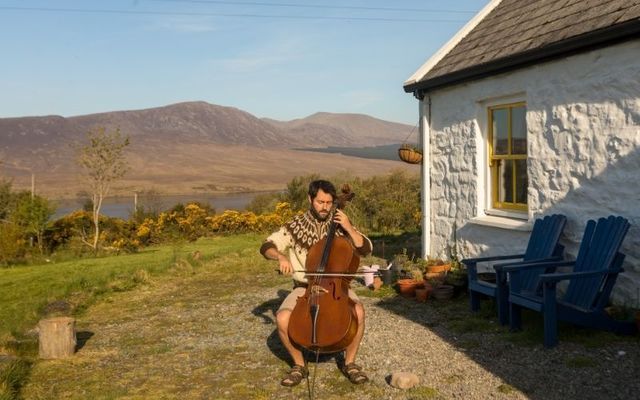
left=207, top=202, right=296, bottom=234
left=132, top=201, right=296, bottom=246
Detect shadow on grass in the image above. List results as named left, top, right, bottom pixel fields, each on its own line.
left=76, top=331, right=94, bottom=352
left=252, top=290, right=290, bottom=364
left=251, top=289, right=287, bottom=325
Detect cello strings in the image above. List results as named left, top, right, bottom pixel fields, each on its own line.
left=303, top=272, right=382, bottom=277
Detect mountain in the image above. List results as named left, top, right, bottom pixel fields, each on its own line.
left=0, top=101, right=417, bottom=198
left=262, top=112, right=412, bottom=147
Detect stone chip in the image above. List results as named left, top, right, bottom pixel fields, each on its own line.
left=389, top=371, right=420, bottom=389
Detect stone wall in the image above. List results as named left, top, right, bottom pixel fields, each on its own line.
left=424, top=39, right=640, bottom=304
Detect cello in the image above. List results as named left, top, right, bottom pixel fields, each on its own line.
left=288, top=185, right=360, bottom=353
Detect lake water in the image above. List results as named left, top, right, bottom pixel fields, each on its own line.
left=53, top=192, right=270, bottom=219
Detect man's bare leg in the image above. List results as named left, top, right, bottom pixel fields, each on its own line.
left=276, top=309, right=305, bottom=367
left=344, top=303, right=365, bottom=364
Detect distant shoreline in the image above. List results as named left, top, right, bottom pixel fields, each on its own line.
left=53, top=191, right=280, bottom=219
left=49, top=189, right=281, bottom=202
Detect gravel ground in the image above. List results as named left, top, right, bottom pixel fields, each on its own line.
left=354, top=289, right=640, bottom=400
left=20, top=261, right=640, bottom=400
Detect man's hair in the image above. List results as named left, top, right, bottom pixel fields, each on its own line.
left=308, top=180, right=337, bottom=200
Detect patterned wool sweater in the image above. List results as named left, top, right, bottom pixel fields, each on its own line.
left=260, top=210, right=372, bottom=283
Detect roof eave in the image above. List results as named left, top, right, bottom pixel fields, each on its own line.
left=404, top=18, right=640, bottom=97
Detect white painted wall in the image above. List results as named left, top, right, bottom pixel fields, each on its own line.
left=421, top=39, right=640, bottom=305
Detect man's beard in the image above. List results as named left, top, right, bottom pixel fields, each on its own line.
left=309, top=206, right=330, bottom=221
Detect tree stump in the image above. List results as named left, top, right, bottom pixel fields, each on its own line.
left=38, top=317, right=77, bottom=359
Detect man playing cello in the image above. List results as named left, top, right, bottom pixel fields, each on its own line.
left=260, top=180, right=372, bottom=387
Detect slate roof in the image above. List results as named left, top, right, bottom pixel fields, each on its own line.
left=404, top=0, right=640, bottom=95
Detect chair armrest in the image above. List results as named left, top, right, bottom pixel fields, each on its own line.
left=538, top=267, right=624, bottom=283
left=462, top=254, right=526, bottom=266
left=464, top=255, right=526, bottom=280
left=502, top=260, right=575, bottom=274
left=493, top=255, right=563, bottom=272
left=493, top=256, right=564, bottom=285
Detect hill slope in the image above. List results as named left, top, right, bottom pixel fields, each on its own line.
left=0, top=102, right=416, bottom=198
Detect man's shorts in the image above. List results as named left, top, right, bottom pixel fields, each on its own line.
left=277, top=285, right=361, bottom=314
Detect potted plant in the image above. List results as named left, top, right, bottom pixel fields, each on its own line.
left=431, top=282, right=455, bottom=300
left=398, top=143, right=422, bottom=164
left=392, top=248, right=409, bottom=270
left=411, top=268, right=425, bottom=287
left=443, top=238, right=468, bottom=296
left=426, top=253, right=455, bottom=301
left=415, top=286, right=431, bottom=303
left=424, top=257, right=450, bottom=281
left=396, top=277, right=418, bottom=297
left=414, top=270, right=433, bottom=302
left=395, top=265, right=423, bottom=298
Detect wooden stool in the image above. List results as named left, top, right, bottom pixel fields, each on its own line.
left=38, top=317, right=77, bottom=359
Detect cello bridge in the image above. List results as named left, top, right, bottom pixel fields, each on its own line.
left=310, top=285, right=328, bottom=295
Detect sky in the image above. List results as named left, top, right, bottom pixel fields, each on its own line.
left=0, top=0, right=487, bottom=124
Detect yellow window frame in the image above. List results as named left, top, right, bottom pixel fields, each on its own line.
left=488, top=102, right=528, bottom=211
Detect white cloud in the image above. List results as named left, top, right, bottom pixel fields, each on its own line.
left=208, top=37, right=304, bottom=73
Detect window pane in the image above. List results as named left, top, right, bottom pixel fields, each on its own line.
left=497, top=159, right=513, bottom=203
left=511, top=106, right=527, bottom=155
left=515, top=159, right=528, bottom=204
left=492, top=108, right=508, bottom=155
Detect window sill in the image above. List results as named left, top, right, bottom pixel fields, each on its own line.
left=469, top=215, right=532, bottom=231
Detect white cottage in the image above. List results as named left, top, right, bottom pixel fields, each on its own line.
left=403, top=0, right=640, bottom=304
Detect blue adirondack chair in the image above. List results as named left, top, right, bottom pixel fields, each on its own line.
left=507, top=215, right=634, bottom=348
left=462, top=214, right=566, bottom=325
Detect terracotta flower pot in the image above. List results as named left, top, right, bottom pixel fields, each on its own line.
left=424, top=271, right=445, bottom=281
left=426, top=263, right=451, bottom=273
left=424, top=263, right=451, bottom=282
left=397, top=279, right=419, bottom=297
left=415, top=285, right=432, bottom=302
left=372, top=276, right=383, bottom=291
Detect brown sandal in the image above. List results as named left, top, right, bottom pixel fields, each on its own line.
left=281, top=365, right=308, bottom=387
left=342, top=363, right=368, bottom=384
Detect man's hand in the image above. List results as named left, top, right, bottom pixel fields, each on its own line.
left=277, top=253, right=294, bottom=275
left=265, top=247, right=293, bottom=275
left=333, top=209, right=354, bottom=232
left=333, top=209, right=364, bottom=248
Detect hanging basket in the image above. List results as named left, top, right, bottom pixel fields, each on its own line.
left=398, top=147, right=422, bottom=164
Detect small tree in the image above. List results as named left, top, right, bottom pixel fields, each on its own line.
left=0, top=222, right=25, bottom=265
left=0, top=178, right=12, bottom=221
left=76, top=127, right=130, bottom=251
left=11, top=191, right=56, bottom=254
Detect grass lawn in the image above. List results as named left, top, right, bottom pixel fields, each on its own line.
left=0, top=230, right=419, bottom=348
left=0, top=235, right=264, bottom=343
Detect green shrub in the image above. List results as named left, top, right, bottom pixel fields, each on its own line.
left=0, top=223, right=26, bottom=266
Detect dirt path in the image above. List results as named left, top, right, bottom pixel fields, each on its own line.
left=21, top=251, right=640, bottom=400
